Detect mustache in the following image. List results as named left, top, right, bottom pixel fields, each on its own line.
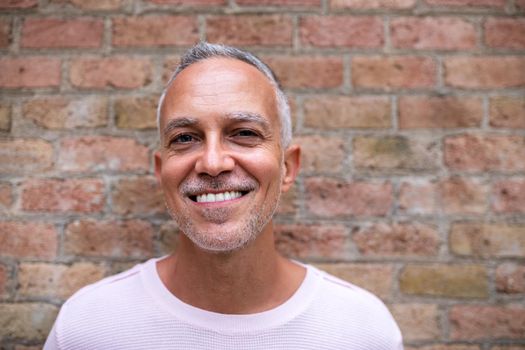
left=180, top=174, right=257, bottom=196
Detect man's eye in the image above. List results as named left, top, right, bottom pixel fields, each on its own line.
left=234, top=129, right=258, bottom=137
left=172, top=134, right=195, bottom=144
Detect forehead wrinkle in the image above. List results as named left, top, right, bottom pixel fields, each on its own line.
left=224, top=111, right=271, bottom=132
left=163, top=117, right=199, bottom=137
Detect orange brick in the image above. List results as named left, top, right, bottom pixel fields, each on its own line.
left=112, top=16, right=198, bottom=47
left=353, top=56, right=436, bottom=90
left=444, top=57, right=525, bottom=88
left=111, top=176, right=165, bottom=215
left=147, top=0, right=225, bottom=4
left=49, top=0, right=127, bottom=10
left=0, top=139, right=53, bottom=175
left=485, top=18, right=525, bottom=49
left=0, top=19, right=11, bottom=48
left=294, top=135, right=345, bottom=173
left=0, top=57, right=61, bottom=88
left=0, top=221, right=57, bottom=259
left=0, top=182, right=12, bottom=210
left=489, top=96, right=525, bottom=128
left=424, top=0, right=505, bottom=7
left=492, top=179, right=525, bottom=214
left=300, top=16, right=383, bottom=48
left=391, top=17, right=476, bottom=50
left=21, top=18, right=103, bottom=48
left=237, top=0, right=319, bottom=5
left=114, top=95, right=158, bottom=129
left=330, top=0, right=416, bottom=9
left=0, top=0, right=38, bottom=9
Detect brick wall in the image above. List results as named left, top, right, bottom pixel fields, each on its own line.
left=1, top=0, right=524, bottom=348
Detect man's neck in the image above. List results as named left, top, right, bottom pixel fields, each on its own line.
left=157, top=224, right=306, bottom=314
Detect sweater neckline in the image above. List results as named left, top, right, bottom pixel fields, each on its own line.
left=140, top=256, right=321, bottom=333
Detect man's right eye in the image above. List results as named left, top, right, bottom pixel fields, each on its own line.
left=172, top=134, right=195, bottom=144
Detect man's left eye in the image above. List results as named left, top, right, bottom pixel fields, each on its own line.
left=234, top=129, right=258, bottom=137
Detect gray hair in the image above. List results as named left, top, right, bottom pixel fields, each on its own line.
left=157, top=42, right=292, bottom=148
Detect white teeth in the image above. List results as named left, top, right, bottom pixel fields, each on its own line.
left=195, top=191, right=243, bottom=203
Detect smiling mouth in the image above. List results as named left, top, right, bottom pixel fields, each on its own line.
left=190, top=191, right=249, bottom=203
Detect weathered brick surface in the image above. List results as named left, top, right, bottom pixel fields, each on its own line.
left=206, top=16, right=293, bottom=46
left=353, top=136, right=440, bottom=172
left=70, top=57, right=152, bottom=89
left=353, top=222, right=440, bottom=256
left=294, top=135, right=345, bottom=173
left=21, top=18, right=103, bottom=48
left=450, top=305, right=525, bottom=340
left=445, top=134, right=525, bottom=172
left=114, top=96, right=157, bottom=129
left=305, top=178, right=392, bottom=217
left=400, top=264, right=488, bottom=298
left=0, top=103, right=11, bottom=131
left=0, top=264, right=8, bottom=297
left=0, top=138, right=53, bottom=174
left=489, top=96, right=525, bottom=129
left=0, top=19, right=10, bottom=48
left=111, top=176, right=165, bottom=215
left=264, top=56, right=343, bottom=89
left=484, top=18, right=525, bottom=49
left=18, top=262, right=106, bottom=299
left=48, top=0, right=126, bottom=10
left=58, top=136, right=150, bottom=173
left=237, top=0, right=319, bottom=5
left=492, top=179, right=525, bottom=214
left=444, top=57, right=525, bottom=88
left=0, top=0, right=38, bottom=9
left=275, top=224, right=349, bottom=260
left=21, top=178, right=105, bottom=213
left=22, top=96, right=108, bottom=129
left=390, top=304, right=440, bottom=341
left=424, top=0, right=505, bottom=7
left=330, top=0, right=416, bottom=9
left=0, top=57, right=61, bottom=88
left=450, top=223, right=525, bottom=258
left=391, top=17, right=476, bottom=50
left=300, top=16, right=384, bottom=48
left=112, top=16, right=198, bottom=47
left=496, top=263, right=525, bottom=294
left=0, top=182, right=12, bottom=210
left=147, top=0, right=225, bottom=4
left=304, top=96, right=390, bottom=129
left=0, top=221, right=57, bottom=259
left=352, top=56, right=436, bottom=90
left=0, top=303, right=58, bottom=341
left=315, top=263, right=393, bottom=299
left=399, top=96, right=482, bottom=128
left=65, top=219, right=154, bottom=258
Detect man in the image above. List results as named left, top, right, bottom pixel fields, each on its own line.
left=44, top=42, right=403, bottom=349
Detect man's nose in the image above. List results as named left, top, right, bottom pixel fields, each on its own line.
left=194, top=137, right=235, bottom=177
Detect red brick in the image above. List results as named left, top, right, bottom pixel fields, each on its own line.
left=450, top=223, right=525, bottom=258
left=70, top=57, right=152, bottom=89
left=330, top=0, right=416, bottom=9
left=0, top=221, right=57, bottom=259
left=496, top=263, right=525, bottom=294
left=352, top=56, right=436, bottom=90
left=491, top=347, right=525, bottom=350
left=21, top=178, right=105, bottom=213
left=111, top=176, right=165, bottom=215
left=492, top=179, right=525, bottom=214
left=518, top=0, right=525, bottom=10
left=399, top=177, right=488, bottom=215
left=294, top=135, right=345, bottom=173
left=0, top=139, right=53, bottom=175
left=399, top=95, right=482, bottom=128
left=0, top=303, right=58, bottom=341
left=115, top=96, right=157, bottom=129
left=206, top=15, right=293, bottom=46
left=0, top=0, right=37, bottom=9
left=0, top=182, right=12, bottom=210
left=58, top=136, right=149, bottom=173
left=0, top=19, right=11, bottom=48
left=263, top=56, right=343, bottom=89
left=65, top=219, right=154, bottom=258
left=275, top=224, right=349, bottom=260
left=305, top=178, right=392, bottom=217
left=353, top=222, right=439, bottom=256
left=147, top=0, right=225, bottom=4
left=485, top=18, right=525, bottom=49
left=0, top=57, right=60, bottom=88
left=400, top=264, right=488, bottom=298
left=300, top=16, right=383, bottom=48
left=162, top=55, right=181, bottom=84
left=390, top=304, right=440, bottom=341
left=391, top=17, right=475, bottom=50
left=48, top=0, right=127, bottom=10
left=112, top=16, right=198, bottom=47
left=425, top=0, right=505, bottom=7
left=490, top=96, right=525, bottom=128
left=315, top=263, right=393, bottom=299
left=353, top=136, right=440, bottom=172
left=22, top=96, right=108, bottom=129
left=445, top=134, right=525, bottom=172
left=18, top=262, right=106, bottom=299
left=276, top=185, right=298, bottom=215
left=21, top=18, right=103, bottom=49
left=450, top=305, right=525, bottom=340
left=304, top=96, right=391, bottom=129
left=444, top=57, right=525, bottom=88
left=237, top=0, right=319, bottom=5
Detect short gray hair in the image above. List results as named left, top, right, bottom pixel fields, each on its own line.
left=157, top=42, right=292, bottom=148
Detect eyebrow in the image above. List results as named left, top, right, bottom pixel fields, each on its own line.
left=162, top=112, right=271, bottom=138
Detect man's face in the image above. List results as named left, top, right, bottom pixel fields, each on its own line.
left=155, top=58, right=298, bottom=253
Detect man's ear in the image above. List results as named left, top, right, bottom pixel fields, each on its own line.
left=154, top=151, right=163, bottom=185
left=281, top=144, right=300, bottom=193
